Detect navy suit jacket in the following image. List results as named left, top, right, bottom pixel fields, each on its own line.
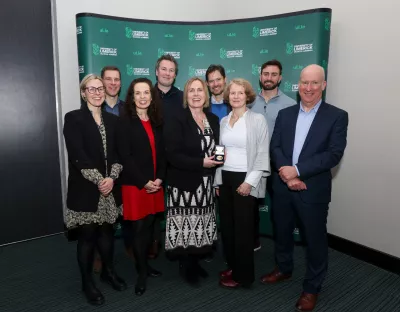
left=270, top=101, right=349, bottom=204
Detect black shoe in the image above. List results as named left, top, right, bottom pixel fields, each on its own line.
left=82, top=281, right=105, bottom=306
left=147, top=265, right=162, bottom=278
left=135, top=284, right=146, bottom=296
left=196, top=263, right=209, bottom=279
left=100, top=270, right=127, bottom=291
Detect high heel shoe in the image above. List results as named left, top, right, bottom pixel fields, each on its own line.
left=82, top=280, right=105, bottom=305
left=135, top=284, right=146, bottom=296
left=147, top=265, right=162, bottom=278
left=100, top=268, right=127, bottom=291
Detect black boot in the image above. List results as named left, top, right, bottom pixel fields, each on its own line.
left=100, top=267, right=127, bottom=291
left=82, top=279, right=105, bottom=306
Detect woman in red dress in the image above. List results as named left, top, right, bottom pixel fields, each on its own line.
left=117, top=78, right=165, bottom=296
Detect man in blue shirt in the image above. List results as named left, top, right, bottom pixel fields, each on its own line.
left=101, top=66, right=125, bottom=116
left=205, top=64, right=230, bottom=121
left=250, top=60, right=296, bottom=252
left=260, top=64, right=348, bottom=312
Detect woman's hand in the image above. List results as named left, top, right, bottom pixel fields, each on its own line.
left=203, top=155, right=223, bottom=168
left=98, top=177, right=114, bottom=196
left=236, top=182, right=252, bottom=196
left=144, top=180, right=160, bottom=193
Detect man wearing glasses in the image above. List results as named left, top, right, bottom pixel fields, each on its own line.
left=101, top=66, right=125, bottom=116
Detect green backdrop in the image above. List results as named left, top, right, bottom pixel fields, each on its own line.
left=76, top=8, right=332, bottom=239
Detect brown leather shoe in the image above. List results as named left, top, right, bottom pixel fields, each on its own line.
left=219, top=269, right=232, bottom=279
left=219, top=276, right=241, bottom=289
left=295, top=292, right=318, bottom=311
left=260, top=267, right=291, bottom=284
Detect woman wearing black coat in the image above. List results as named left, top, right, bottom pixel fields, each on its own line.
left=117, top=78, right=165, bottom=296
left=63, top=74, right=126, bottom=306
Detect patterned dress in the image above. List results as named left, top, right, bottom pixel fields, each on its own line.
left=165, top=118, right=217, bottom=256
left=65, top=115, right=122, bottom=228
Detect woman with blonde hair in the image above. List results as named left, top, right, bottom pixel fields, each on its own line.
left=164, top=77, right=222, bottom=285
left=63, top=74, right=127, bottom=305
left=215, top=78, right=270, bottom=289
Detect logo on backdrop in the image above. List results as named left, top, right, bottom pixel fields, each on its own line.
left=295, top=25, right=306, bottom=30
left=76, top=26, right=82, bottom=35
left=225, top=68, right=236, bottom=75
left=324, top=18, right=331, bottom=31
left=158, top=48, right=180, bottom=59
left=132, top=51, right=143, bottom=56
left=126, top=65, right=150, bottom=76
left=189, top=30, right=212, bottom=41
left=164, top=33, right=174, bottom=38
left=195, top=52, right=205, bottom=57
left=260, top=49, right=269, bottom=54
left=252, top=26, right=277, bottom=38
left=292, top=65, right=304, bottom=70
left=188, top=66, right=207, bottom=77
left=100, top=28, right=109, bottom=33
left=227, top=32, right=236, bottom=37
left=220, top=48, right=243, bottom=59
left=286, top=42, right=313, bottom=54
left=284, top=81, right=298, bottom=93
left=125, top=27, right=149, bottom=39
left=252, top=64, right=261, bottom=76
left=92, top=44, right=117, bottom=56
left=79, top=65, right=84, bottom=74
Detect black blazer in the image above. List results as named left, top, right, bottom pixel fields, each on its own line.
left=270, top=101, right=348, bottom=204
left=117, top=116, right=166, bottom=189
left=63, top=106, right=122, bottom=212
left=164, top=108, right=220, bottom=191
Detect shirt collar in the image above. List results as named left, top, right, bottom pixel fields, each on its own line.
left=211, top=95, right=224, bottom=104
left=104, top=98, right=121, bottom=108
left=257, top=89, right=282, bottom=101
left=299, top=99, right=322, bottom=113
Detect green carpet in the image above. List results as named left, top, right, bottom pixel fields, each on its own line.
left=0, top=235, right=399, bottom=311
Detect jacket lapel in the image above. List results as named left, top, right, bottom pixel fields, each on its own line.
left=289, top=105, right=300, bottom=158
left=82, top=106, right=104, bottom=161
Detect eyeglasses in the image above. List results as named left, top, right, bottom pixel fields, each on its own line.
left=85, top=87, right=105, bottom=94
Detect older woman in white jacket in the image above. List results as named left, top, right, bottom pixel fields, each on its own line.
left=215, top=78, right=270, bottom=289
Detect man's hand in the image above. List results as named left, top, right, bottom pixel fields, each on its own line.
left=279, top=166, right=298, bottom=183
left=287, top=178, right=307, bottom=191
left=236, top=182, right=252, bottom=196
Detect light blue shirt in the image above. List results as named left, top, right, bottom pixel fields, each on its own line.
left=293, top=100, right=322, bottom=176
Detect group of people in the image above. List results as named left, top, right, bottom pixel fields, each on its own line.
left=63, top=55, right=348, bottom=312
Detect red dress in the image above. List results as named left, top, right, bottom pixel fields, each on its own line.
left=122, top=119, right=165, bottom=221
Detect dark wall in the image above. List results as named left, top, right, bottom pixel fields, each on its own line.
left=0, top=0, right=64, bottom=244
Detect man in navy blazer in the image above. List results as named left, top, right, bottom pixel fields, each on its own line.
left=260, top=65, right=349, bottom=311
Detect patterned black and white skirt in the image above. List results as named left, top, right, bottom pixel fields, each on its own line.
left=165, top=175, right=217, bottom=258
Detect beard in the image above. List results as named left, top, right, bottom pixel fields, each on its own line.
left=261, top=80, right=279, bottom=91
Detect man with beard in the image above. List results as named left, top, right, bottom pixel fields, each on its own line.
left=250, top=60, right=296, bottom=251
left=205, top=64, right=230, bottom=121
left=155, top=54, right=184, bottom=122
left=101, top=66, right=125, bottom=116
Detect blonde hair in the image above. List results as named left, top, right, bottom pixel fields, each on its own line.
left=223, top=78, right=256, bottom=104
left=183, top=77, right=210, bottom=108
left=79, top=74, right=103, bottom=101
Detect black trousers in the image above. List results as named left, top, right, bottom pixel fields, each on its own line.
left=219, top=171, right=257, bottom=286
left=124, top=214, right=155, bottom=285
left=272, top=190, right=329, bottom=294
